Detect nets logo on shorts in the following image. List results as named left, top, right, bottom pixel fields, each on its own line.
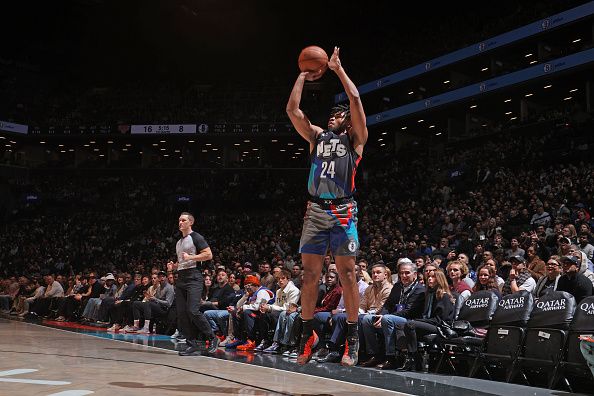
left=348, top=241, right=358, bottom=253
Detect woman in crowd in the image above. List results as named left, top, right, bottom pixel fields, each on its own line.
left=447, top=260, right=472, bottom=301
left=534, top=255, right=562, bottom=298
left=484, top=258, right=505, bottom=291
left=202, top=274, right=213, bottom=303
left=395, top=270, right=455, bottom=371
left=456, top=254, right=476, bottom=288
left=472, top=264, right=501, bottom=299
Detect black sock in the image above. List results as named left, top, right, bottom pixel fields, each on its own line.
left=346, top=321, right=358, bottom=338
left=301, top=318, right=314, bottom=338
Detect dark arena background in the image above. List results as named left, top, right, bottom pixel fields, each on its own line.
left=1, top=1, right=594, bottom=395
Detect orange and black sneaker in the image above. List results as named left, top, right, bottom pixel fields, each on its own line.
left=236, top=339, right=256, bottom=351
left=341, top=335, right=359, bottom=367
left=296, top=330, right=319, bottom=365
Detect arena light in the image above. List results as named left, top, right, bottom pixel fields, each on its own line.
left=504, top=99, right=511, bottom=103
left=298, top=148, right=304, bottom=150
left=159, top=140, right=165, bottom=143
left=435, top=132, right=442, bottom=136
left=564, top=96, right=573, bottom=101
left=40, top=141, right=46, bottom=144
left=206, top=143, right=212, bottom=146
left=381, top=132, right=387, bottom=135
left=99, top=154, right=105, bottom=157
left=469, top=104, right=477, bottom=109
left=122, top=148, right=128, bottom=152
left=271, top=139, right=278, bottom=142
left=524, top=53, right=533, bottom=58
left=93, top=148, right=99, bottom=152
left=280, top=149, right=286, bottom=152
left=401, top=126, right=407, bottom=130
left=139, top=151, right=143, bottom=154
left=68, top=149, right=74, bottom=152
left=125, top=143, right=131, bottom=147
left=90, top=141, right=96, bottom=144
left=505, top=111, right=512, bottom=115
left=152, top=143, right=158, bottom=146
left=428, top=125, right=435, bottom=128
left=234, top=143, right=240, bottom=146
left=529, top=60, right=537, bottom=64
left=572, top=38, right=581, bottom=43
left=378, top=138, right=383, bottom=142
left=481, top=67, right=489, bottom=72
left=525, top=93, right=533, bottom=97
left=163, top=154, right=169, bottom=157
left=407, top=91, right=414, bottom=95
left=58, top=144, right=64, bottom=147
left=569, top=88, right=578, bottom=92
left=544, top=85, right=552, bottom=89
left=252, top=148, right=259, bottom=151
left=174, top=149, right=180, bottom=153
left=417, top=119, right=424, bottom=123
left=107, top=140, right=113, bottom=144
left=84, top=144, right=90, bottom=147
left=160, top=148, right=166, bottom=151
left=481, top=124, right=488, bottom=127
left=380, top=143, right=386, bottom=147
left=510, top=116, right=518, bottom=120
left=443, top=80, right=450, bottom=84
left=287, top=143, right=294, bottom=146
left=0, top=136, right=4, bottom=139
left=10, top=140, right=16, bottom=144
left=212, top=148, right=218, bottom=151
left=188, top=140, right=195, bottom=143
left=243, top=139, right=250, bottom=143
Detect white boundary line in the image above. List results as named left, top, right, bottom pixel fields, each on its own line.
left=14, top=320, right=411, bottom=395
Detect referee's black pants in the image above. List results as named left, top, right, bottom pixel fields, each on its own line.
left=175, top=268, right=214, bottom=342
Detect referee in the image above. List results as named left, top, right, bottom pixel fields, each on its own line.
left=167, top=212, right=219, bottom=356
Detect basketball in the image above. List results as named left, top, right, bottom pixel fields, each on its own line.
left=298, top=46, right=329, bottom=73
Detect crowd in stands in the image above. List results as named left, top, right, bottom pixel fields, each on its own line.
left=1, top=114, right=594, bottom=376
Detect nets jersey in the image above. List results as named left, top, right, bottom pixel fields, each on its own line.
left=308, top=130, right=361, bottom=199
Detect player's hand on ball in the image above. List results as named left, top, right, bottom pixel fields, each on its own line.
left=303, top=70, right=324, bottom=81
left=328, top=46, right=341, bottom=71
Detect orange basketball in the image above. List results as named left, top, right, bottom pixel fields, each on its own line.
left=298, top=46, right=329, bottom=73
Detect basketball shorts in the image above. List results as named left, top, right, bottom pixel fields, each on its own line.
left=299, top=200, right=359, bottom=257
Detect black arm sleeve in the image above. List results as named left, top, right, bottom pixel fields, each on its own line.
left=190, top=231, right=209, bottom=251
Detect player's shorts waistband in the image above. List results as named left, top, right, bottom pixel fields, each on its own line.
left=309, top=195, right=354, bottom=207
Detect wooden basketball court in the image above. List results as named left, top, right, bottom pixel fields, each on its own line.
left=0, top=318, right=404, bottom=396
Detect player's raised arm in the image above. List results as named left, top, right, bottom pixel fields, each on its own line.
left=328, top=47, right=368, bottom=151
left=286, top=72, right=324, bottom=150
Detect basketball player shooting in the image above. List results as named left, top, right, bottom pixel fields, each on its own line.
left=286, top=46, right=368, bottom=366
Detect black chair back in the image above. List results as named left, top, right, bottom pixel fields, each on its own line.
left=567, top=296, right=594, bottom=364
left=528, top=291, right=576, bottom=329
left=457, top=290, right=499, bottom=327
left=491, top=291, right=533, bottom=326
